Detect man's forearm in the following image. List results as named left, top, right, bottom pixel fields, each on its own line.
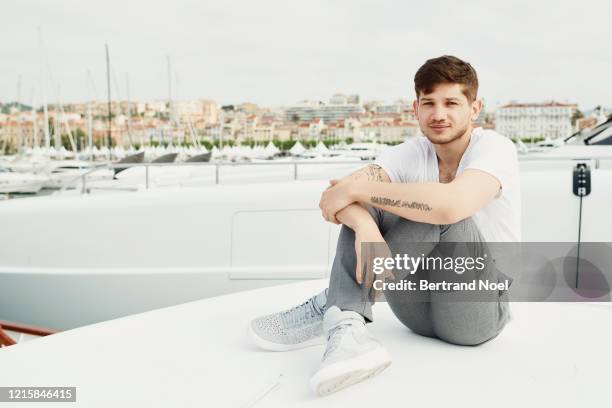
left=333, top=164, right=390, bottom=230
left=335, top=203, right=378, bottom=232
left=352, top=181, right=456, bottom=225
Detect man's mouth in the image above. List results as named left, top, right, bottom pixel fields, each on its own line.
left=429, top=124, right=450, bottom=131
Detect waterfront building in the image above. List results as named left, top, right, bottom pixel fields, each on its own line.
left=495, top=101, right=577, bottom=139
left=284, top=94, right=365, bottom=124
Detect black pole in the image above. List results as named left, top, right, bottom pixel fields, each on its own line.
left=105, top=43, right=112, bottom=155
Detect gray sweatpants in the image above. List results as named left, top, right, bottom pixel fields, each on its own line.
left=326, top=206, right=511, bottom=346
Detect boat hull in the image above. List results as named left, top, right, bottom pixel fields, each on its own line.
left=1, top=168, right=612, bottom=329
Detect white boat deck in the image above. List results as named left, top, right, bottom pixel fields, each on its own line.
left=0, top=279, right=609, bottom=407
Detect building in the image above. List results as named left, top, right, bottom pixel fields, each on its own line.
left=358, top=118, right=419, bottom=142
left=326, top=118, right=361, bottom=140
left=474, top=110, right=496, bottom=131
left=297, top=119, right=325, bottom=140
left=272, top=124, right=296, bottom=141
left=495, top=101, right=577, bottom=139
left=284, top=95, right=365, bottom=124
left=329, top=94, right=360, bottom=105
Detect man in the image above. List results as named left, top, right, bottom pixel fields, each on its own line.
left=248, top=55, right=521, bottom=396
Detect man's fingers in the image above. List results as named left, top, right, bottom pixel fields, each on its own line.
left=321, top=209, right=337, bottom=224
left=355, top=243, right=362, bottom=284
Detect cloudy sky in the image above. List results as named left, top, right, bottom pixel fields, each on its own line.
left=1, top=0, right=610, bottom=110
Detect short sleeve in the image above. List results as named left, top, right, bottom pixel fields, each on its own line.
left=374, top=138, right=424, bottom=183
left=463, top=132, right=519, bottom=198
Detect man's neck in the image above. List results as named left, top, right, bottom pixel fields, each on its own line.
left=434, top=125, right=473, bottom=171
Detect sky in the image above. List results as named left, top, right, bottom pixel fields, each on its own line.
left=1, top=0, right=610, bottom=110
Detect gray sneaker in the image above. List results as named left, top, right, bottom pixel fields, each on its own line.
left=248, top=289, right=327, bottom=351
left=310, top=306, right=392, bottom=396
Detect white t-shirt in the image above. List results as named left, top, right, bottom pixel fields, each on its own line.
left=374, top=127, right=521, bottom=242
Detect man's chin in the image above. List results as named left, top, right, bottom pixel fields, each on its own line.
left=423, top=131, right=457, bottom=145
left=422, top=127, right=467, bottom=145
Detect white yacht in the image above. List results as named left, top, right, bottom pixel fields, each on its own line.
left=508, top=117, right=612, bottom=157
left=1, top=157, right=50, bottom=174
left=0, top=152, right=610, bottom=407
left=330, top=142, right=387, bottom=160
left=0, top=156, right=611, bottom=330
left=42, top=160, right=115, bottom=189
left=0, top=166, right=48, bottom=194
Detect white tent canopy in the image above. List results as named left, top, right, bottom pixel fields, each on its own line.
left=312, top=141, right=329, bottom=154
left=289, top=141, right=306, bottom=156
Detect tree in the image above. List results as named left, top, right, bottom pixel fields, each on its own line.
left=74, top=128, right=87, bottom=150
left=571, top=109, right=584, bottom=126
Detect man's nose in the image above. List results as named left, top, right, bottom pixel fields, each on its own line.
left=431, top=106, right=447, bottom=121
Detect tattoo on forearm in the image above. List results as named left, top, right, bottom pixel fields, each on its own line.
left=370, top=196, right=432, bottom=211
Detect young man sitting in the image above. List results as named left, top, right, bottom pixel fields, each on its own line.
left=248, top=55, right=520, bottom=396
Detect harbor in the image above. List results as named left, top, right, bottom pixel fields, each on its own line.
left=1, top=0, right=611, bottom=405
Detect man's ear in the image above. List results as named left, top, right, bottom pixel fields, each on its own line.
left=412, top=99, right=419, bottom=118
left=471, top=99, right=483, bottom=121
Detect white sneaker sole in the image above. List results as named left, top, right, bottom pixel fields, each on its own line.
left=247, top=323, right=326, bottom=352
left=309, top=347, right=392, bottom=396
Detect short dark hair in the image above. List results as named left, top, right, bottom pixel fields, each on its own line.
left=414, top=55, right=479, bottom=102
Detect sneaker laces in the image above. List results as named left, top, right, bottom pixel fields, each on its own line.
left=280, top=297, right=319, bottom=328
left=323, top=323, right=352, bottom=360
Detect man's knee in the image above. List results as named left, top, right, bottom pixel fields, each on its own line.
left=385, top=289, right=436, bottom=338
left=431, top=301, right=508, bottom=346
left=435, top=323, right=501, bottom=346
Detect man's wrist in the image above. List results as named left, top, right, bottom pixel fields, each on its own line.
left=348, top=180, right=364, bottom=204
left=352, top=217, right=380, bottom=235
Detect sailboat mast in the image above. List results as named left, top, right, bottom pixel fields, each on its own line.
left=30, top=88, right=38, bottom=148
left=86, top=70, right=94, bottom=155
left=105, top=44, right=112, bottom=155
left=167, top=56, right=172, bottom=120
left=167, top=55, right=173, bottom=146
left=17, top=75, right=24, bottom=151
left=53, top=82, right=61, bottom=150
left=55, top=85, right=77, bottom=152
left=125, top=73, right=133, bottom=147
left=38, top=27, right=50, bottom=151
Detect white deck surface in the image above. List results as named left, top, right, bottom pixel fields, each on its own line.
left=0, top=279, right=610, bottom=407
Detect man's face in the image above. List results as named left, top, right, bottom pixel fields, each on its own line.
left=413, top=83, right=481, bottom=145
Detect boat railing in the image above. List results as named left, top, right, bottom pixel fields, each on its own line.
left=60, top=155, right=612, bottom=195
left=0, top=320, right=58, bottom=347
left=60, top=160, right=372, bottom=194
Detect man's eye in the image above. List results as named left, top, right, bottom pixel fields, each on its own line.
left=448, top=102, right=458, bottom=105
left=423, top=102, right=433, bottom=106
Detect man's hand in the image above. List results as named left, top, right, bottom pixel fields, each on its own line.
left=319, top=179, right=356, bottom=224
left=334, top=203, right=394, bottom=292
left=319, top=164, right=391, bottom=223
left=335, top=203, right=379, bottom=284
left=353, top=224, right=386, bottom=285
